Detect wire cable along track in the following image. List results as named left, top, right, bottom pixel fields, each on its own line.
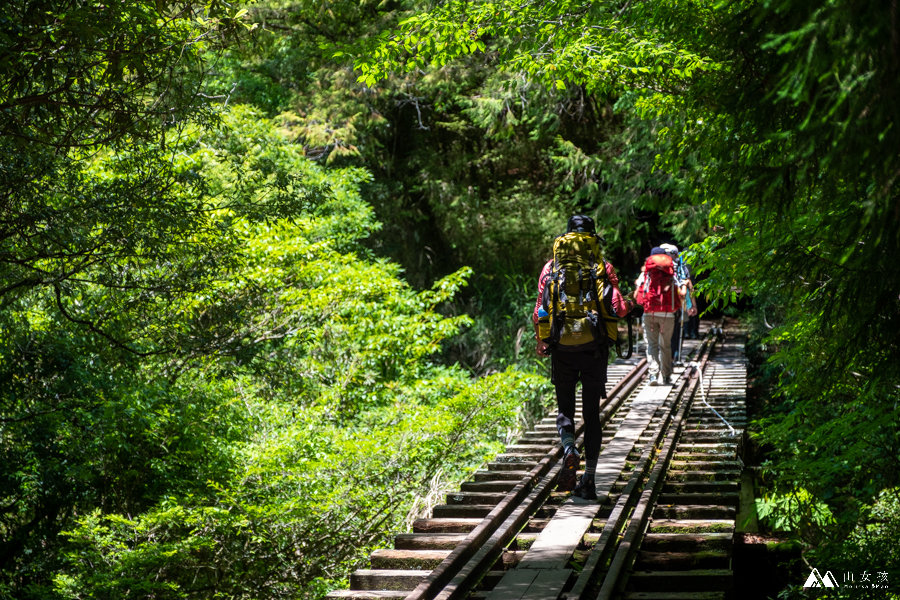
left=327, top=320, right=747, bottom=600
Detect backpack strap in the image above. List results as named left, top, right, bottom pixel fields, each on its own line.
left=578, top=266, right=583, bottom=305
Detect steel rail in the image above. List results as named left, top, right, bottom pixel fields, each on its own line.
left=432, top=360, right=649, bottom=600
left=404, top=358, right=648, bottom=600
left=595, top=328, right=719, bottom=600
left=566, top=334, right=715, bottom=600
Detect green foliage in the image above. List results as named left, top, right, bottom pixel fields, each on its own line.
left=209, top=0, right=705, bottom=291
left=1, top=0, right=254, bottom=149
left=773, top=490, right=900, bottom=599
left=0, top=106, right=550, bottom=597
left=21, top=0, right=900, bottom=595
left=49, top=371, right=542, bottom=600
left=355, top=0, right=900, bottom=590
left=344, top=0, right=717, bottom=91
left=755, top=488, right=835, bottom=536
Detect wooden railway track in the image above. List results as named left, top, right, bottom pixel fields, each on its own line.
left=327, top=320, right=748, bottom=600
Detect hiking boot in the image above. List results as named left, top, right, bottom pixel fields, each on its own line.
left=557, top=445, right=580, bottom=492
left=648, top=374, right=659, bottom=386
left=662, top=375, right=672, bottom=385
left=574, top=474, right=597, bottom=500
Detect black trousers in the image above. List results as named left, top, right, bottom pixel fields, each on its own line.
left=551, top=345, right=609, bottom=461
left=684, top=312, right=700, bottom=338
left=670, top=311, right=682, bottom=359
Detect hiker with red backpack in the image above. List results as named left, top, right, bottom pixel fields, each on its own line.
left=532, top=215, right=634, bottom=499
left=659, top=244, right=697, bottom=361
left=635, top=247, right=686, bottom=385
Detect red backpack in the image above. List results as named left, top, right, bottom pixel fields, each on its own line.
left=637, top=254, right=681, bottom=313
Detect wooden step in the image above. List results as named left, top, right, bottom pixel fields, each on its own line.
left=666, top=470, right=741, bottom=482
left=432, top=504, right=495, bottom=518
left=494, top=453, right=548, bottom=462
left=370, top=549, right=450, bottom=569
left=653, top=505, right=736, bottom=520
left=679, top=433, right=742, bottom=443
left=486, top=461, right=538, bottom=471
left=685, top=418, right=746, bottom=426
left=350, top=569, right=429, bottom=591
left=635, top=550, right=730, bottom=570
left=432, top=504, right=559, bottom=519
left=679, top=423, right=744, bottom=431
left=519, top=433, right=560, bottom=442
left=673, top=453, right=738, bottom=462
left=626, top=569, right=733, bottom=592
left=325, top=591, right=408, bottom=599
left=533, top=424, right=557, bottom=432
left=674, top=445, right=737, bottom=457
left=460, top=481, right=518, bottom=493
left=473, top=470, right=531, bottom=481
left=669, top=461, right=742, bottom=471
left=446, top=491, right=506, bottom=505
left=513, top=528, right=607, bottom=551
left=685, top=420, right=746, bottom=428
left=662, top=482, right=739, bottom=494
left=641, top=533, right=733, bottom=552
left=648, top=520, right=734, bottom=534
left=412, top=518, right=479, bottom=533
left=394, top=533, right=467, bottom=549
left=523, top=518, right=551, bottom=532
left=656, top=493, right=740, bottom=507
left=623, top=591, right=726, bottom=599
left=504, top=444, right=556, bottom=453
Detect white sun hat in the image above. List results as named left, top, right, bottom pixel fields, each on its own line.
left=659, top=243, right=679, bottom=257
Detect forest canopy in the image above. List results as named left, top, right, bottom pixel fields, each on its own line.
left=350, top=0, right=900, bottom=591
left=1, top=0, right=899, bottom=598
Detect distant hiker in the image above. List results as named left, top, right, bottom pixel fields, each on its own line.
left=659, top=244, right=695, bottom=360
left=533, top=215, right=634, bottom=500
left=635, top=246, right=685, bottom=385
left=683, top=269, right=700, bottom=339
left=666, top=246, right=700, bottom=340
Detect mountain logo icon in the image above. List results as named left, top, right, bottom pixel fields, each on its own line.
left=804, top=568, right=840, bottom=588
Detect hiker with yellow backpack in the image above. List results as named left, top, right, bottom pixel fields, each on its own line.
left=532, top=215, right=635, bottom=499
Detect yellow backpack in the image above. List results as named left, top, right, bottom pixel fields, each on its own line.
left=537, top=232, right=618, bottom=352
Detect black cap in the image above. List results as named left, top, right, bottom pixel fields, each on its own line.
left=566, top=215, right=596, bottom=233
left=650, top=246, right=666, bottom=255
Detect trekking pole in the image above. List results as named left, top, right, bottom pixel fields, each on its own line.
left=621, top=313, right=634, bottom=359
left=677, top=304, right=686, bottom=366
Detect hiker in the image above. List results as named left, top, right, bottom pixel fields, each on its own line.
left=659, top=244, right=696, bottom=360
left=635, top=247, right=685, bottom=385
left=533, top=215, right=634, bottom=500
left=662, top=245, right=699, bottom=347
left=659, top=245, right=683, bottom=361
left=683, top=273, right=700, bottom=339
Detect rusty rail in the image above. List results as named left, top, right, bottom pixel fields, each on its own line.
left=566, top=334, right=715, bottom=600
left=594, top=326, right=720, bottom=600
left=403, top=358, right=648, bottom=600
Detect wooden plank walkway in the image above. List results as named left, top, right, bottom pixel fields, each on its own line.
left=486, top=371, right=683, bottom=600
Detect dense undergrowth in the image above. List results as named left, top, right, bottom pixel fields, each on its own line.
left=3, top=0, right=900, bottom=598
left=0, top=105, right=552, bottom=598
left=742, top=304, right=900, bottom=599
